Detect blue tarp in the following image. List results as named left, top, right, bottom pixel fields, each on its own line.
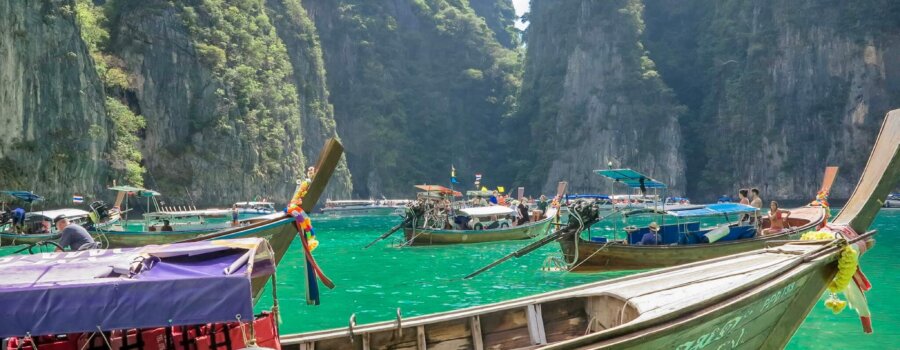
left=0, top=191, right=44, bottom=203
left=0, top=238, right=275, bottom=337
left=666, top=203, right=757, bottom=218
left=594, top=169, right=667, bottom=189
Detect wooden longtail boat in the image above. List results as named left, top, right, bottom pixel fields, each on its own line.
left=277, top=109, right=898, bottom=349
left=402, top=209, right=556, bottom=245
left=559, top=205, right=826, bottom=272
left=557, top=166, right=837, bottom=272
left=398, top=183, right=567, bottom=246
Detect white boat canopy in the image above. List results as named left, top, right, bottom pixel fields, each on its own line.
left=460, top=205, right=515, bottom=217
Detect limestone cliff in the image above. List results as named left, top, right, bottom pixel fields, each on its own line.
left=512, top=0, right=686, bottom=195
left=0, top=0, right=109, bottom=204
left=303, top=0, right=521, bottom=197
left=643, top=0, right=900, bottom=200
left=101, top=0, right=351, bottom=205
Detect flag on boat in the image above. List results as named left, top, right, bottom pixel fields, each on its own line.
left=72, top=195, right=84, bottom=204
left=451, top=165, right=458, bottom=184
left=497, top=186, right=505, bottom=193
left=475, top=173, right=482, bottom=186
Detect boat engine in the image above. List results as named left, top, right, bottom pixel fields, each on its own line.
left=89, top=201, right=111, bottom=221
left=562, top=199, right=602, bottom=233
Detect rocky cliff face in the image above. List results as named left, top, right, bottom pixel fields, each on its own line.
left=0, top=0, right=109, bottom=204
left=264, top=0, right=352, bottom=200
left=643, top=0, right=900, bottom=200
left=512, top=0, right=686, bottom=195
left=101, top=0, right=351, bottom=205
left=303, top=0, right=521, bottom=197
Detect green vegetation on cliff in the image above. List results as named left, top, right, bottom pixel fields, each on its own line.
left=74, top=0, right=146, bottom=186
left=305, top=0, right=521, bottom=196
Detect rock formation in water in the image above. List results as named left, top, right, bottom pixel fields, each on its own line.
left=511, top=0, right=686, bottom=195
left=0, top=0, right=110, bottom=203
left=302, top=0, right=521, bottom=197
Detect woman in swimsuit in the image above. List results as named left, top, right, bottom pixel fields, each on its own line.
left=762, top=201, right=791, bottom=235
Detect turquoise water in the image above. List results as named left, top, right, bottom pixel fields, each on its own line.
left=256, top=210, right=898, bottom=347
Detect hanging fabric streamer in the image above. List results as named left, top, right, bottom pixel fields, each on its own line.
left=287, top=167, right=335, bottom=305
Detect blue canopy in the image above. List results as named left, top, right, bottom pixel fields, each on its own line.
left=0, top=191, right=43, bottom=203
left=0, top=238, right=276, bottom=337
left=666, top=203, right=757, bottom=218
left=565, top=194, right=611, bottom=200
left=594, top=169, right=667, bottom=189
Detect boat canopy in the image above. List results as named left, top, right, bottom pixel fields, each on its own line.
left=666, top=203, right=757, bottom=218
left=414, top=185, right=462, bottom=197
left=0, top=237, right=275, bottom=337
left=466, top=190, right=492, bottom=197
left=108, top=185, right=161, bottom=197
left=460, top=205, right=515, bottom=217
left=565, top=194, right=611, bottom=200
left=0, top=190, right=44, bottom=203
left=24, top=208, right=91, bottom=220
left=594, top=169, right=667, bottom=189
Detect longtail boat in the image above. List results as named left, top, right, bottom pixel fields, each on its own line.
left=277, top=108, right=899, bottom=350
left=0, top=237, right=282, bottom=348
left=559, top=166, right=836, bottom=271
left=397, top=184, right=564, bottom=246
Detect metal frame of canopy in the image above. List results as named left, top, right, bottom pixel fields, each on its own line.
left=107, top=185, right=166, bottom=228
left=588, top=168, right=672, bottom=242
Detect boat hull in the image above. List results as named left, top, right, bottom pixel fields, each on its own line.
left=321, top=206, right=401, bottom=217
left=0, top=232, right=58, bottom=247
left=560, top=206, right=824, bottom=272
left=403, top=216, right=554, bottom=245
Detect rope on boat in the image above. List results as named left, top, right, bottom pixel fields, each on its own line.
left=96, top=326, right=113, bottom=349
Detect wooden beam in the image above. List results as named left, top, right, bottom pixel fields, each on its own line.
left=470, top=316, right=484, bottom=350
left=302, top=138, right=344, bottom=213
left=362, top=333, right=370, bottom=350
left=416, top=325, right=426, bottom=350
left=526, top=304, right=547, bottom=345
left=298, top=342, right=314, bottom=350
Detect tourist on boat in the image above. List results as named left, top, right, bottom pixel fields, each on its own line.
left=516, top=200, right=530, bottom=225
left=476, top=196, right=488, bottom=207
left=489, top=191, right=499, bottom=205
left=639, top=222, right=660, bottom=245
left=161, top=219, right=174, bottom=232
left=537, top=195, right=548, bottom=212
left=748, top=188, right=763, bottom=226
left=232, top=205, right=239, bottom=226
left=11, top=207, right=25, bottom=233
left=36, top=218, right=51, bottom=234
left=55, top=215, right=97, bottom=251
left=738, top=189, right=750, bottom=205
left=762, top=201, right=791, bottom=235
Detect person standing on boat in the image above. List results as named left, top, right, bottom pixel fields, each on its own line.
left=11, top=207, right=26, bottom=233
left=762, top=201, right=791, bottom=235
left=748, top=188, right=763, bottom=228
left=489, top=191, right=499, bottom=205
left=737, top=189, right=751, bottom=224
left=232, top=205, right=239, bottom=227
left=640, top=222, right=660, bottom=245
left=55, top=215, right=97, bottom=251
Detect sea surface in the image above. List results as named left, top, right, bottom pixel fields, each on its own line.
left=255, top=209, right=899, bottom=348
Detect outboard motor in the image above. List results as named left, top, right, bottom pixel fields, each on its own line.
left=90, top=201, right=111, bottom=221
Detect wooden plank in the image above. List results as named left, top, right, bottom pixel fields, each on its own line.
left=482, top=327, right=532, bottom=349
left=543, top=316, right=587, bottom=343
left=424, top=318, right=470, bottom=343
left=368, top=327, right=418, bottom=349
left=525, top=304, right=547, bottom=345
left=470, top=316, right=484, bottom=350
left=416, top=325, right=426, bottom=350
left=480, top=308, right=528, bottom=334
left=362, top=333, right=370, bottom=350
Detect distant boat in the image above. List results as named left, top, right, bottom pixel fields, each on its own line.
left=321, top=198, right=410, bottom=217
left=0, top=190, right=120, bottom=247
left=276, top=106, right=900, bottom=350
left=392, top=184, right=562, bottom=246
left=883, top=192, right=900, bottom=208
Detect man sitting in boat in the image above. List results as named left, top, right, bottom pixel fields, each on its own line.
left=516, top=200, right=530, bottom=225
left=639, top=222, right=661, bottom=245
left=161, top=219, right=174, bottom=232
left=55, top=215, right=97, bottom=251
left=762, top=201, right=791, bottom=235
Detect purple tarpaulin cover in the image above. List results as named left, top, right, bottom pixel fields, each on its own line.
left=0, top=238, right=275, bottom=337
